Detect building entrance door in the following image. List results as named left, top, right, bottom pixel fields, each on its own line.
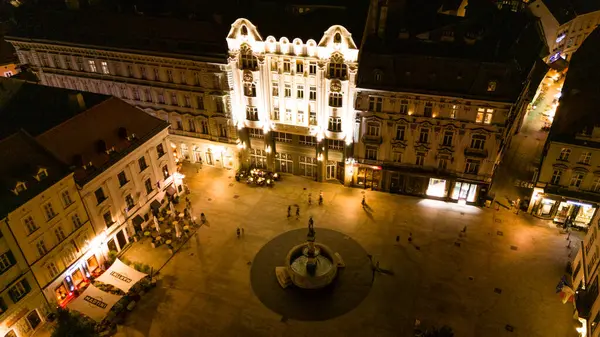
left=206, top=150, right=214, bottom=165
left=326, top=162, right=336, bottom=180
left=116, top=230, right=128, bottom=250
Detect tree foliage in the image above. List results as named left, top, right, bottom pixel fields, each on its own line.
left=51, top=308, right=99, bottom=337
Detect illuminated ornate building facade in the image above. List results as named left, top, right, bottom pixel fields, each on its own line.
left=226, top=19, right=358, bottom=182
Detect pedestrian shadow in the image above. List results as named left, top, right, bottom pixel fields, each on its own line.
left=363, top=207, right=375, bottom=221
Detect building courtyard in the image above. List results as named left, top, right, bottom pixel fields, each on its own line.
left=117, top=164, right=579, bottom=337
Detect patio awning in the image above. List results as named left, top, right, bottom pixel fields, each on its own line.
left=165, top=185, right=177, bottom=196
left=68, top=285, right=122, bottom=322
left=95, top=259, right=148, bottom=293
left=150, top=199, right=161, bottom=210
left=132, top=215, right=144, bottom=226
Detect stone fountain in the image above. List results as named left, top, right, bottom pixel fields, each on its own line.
left=276, top=218, right=344, bottom=289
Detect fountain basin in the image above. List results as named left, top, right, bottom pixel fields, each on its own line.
left=285, top=242, right=338, bottom=289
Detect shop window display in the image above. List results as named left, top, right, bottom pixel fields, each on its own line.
left=451, top=182, right=477, bottom=202
left=55, top=283, right=68, bottom=301
left=426, top=178, right=447, bottom=197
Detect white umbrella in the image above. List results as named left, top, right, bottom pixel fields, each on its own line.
left=153, top=216, right=160, bottom=232
left=175, top=222, right=181, bottom=238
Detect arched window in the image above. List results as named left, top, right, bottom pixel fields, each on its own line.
left=329, top=92, right=343, bottom=107
left=244, top=82, right=256, bottom=97
left=334, top=32, right=342, bottom=44
left=239, top=45, right=257, bottom=70
left=240, top=25, right=248, bottom=36
left=328, top=53, right=347, bottom=79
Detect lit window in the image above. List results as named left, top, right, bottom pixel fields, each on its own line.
left=244, top=82, right=256, bottom=97
left=551, top=170, right=562, bottom=185
left=101, top=61, right=110, bottom=74
left=450, top=105, right=457, bottom=119
left=87, top=60, right=97, bottom=72
left=484, top=109, right=493, bottom=124
left=570, top=173, right=585, bottom=188
left=476, top=108, right=485, bottom=123
left=579, top=152, right=592, bottom=164
left=487, top=81, right=497, bottom=92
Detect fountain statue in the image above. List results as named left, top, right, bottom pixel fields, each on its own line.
left=276, top=217, right=344, bottom=289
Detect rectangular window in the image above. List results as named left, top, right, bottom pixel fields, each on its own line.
left=101, top=61, right=110, bottom=74
left=271, top=59, right=278, bottom=71
left=246, top=106, right=259, bottom=121
left=154, top=68, right=160, bottom=80
left=442, top=131, right=453, bottom=146
left=366, top=146, right=378, bottom=160
left=200, top=120, right=209, bottom=134
left=43, top=203, right=56, bottom=220
left=170, top=92, right=178, bottom=106
left=24, top=216, right=38, bottom=235
left=157, top=90, right=165, bottom=104
left=284, top=109, right=293, bottom=123
left=244, top=82, right=256, bottom=97
left=176, top=120, right=183, bottom=130
left=219, top=124, right=228, bottom=138
left=76, top=57, right=83, bottom=70
left=309, top=62, right=317, bottom=75
left=296, top=60, right=304, bottom=73
left=125, top=194, right=135, bottom=211
left=274, top=132, right=293, bottom=143
left=419, top=128, right=429, bottom=143
left=283, top=60, right=291, bottom=73
left=570, top=173, right=585, bottom=188
left=416, top=153, right=425, bottom=166
left=162, top=165, right=170, bottom=180
left=144, top=88, right=152, bottom=102
left=145, top=178, right=153, bottom=194
left=272, top=82, right=279, bottom=96
left=396, top=126, right=405, bottom=140
left=580, top=152, right=592, bottom=164
left=0, top=251, right=16, bottom=273
left=88, top=60, right=97, bottom=72
left=138, top=156, right=148, bottom=171
left=450, top=105, right=457, bottom=119
left=272, top=108, right=280, bottom=120
left=55, top=226, right=66, bottom=241
left=180, top=71, right=187, bottom=84
left=328, top=140, right=344, bottom=150
left=249, top=128, right=264, bottom=139
left=470, top=134, right=486, bottom=150
left=297, top=85, right=304, bottom=99
left=476, top=108, right=485, bottom=123
left=94, top=188, right=106, bottom=204
left=299, top=136, right=317, bottom=146
left=9, top=279, right=31, bottom=303
left=36, top=240, right=47, bottom=256
left=284, top=84, right=291, bottom=97
left=309, top=86, right=316, bottom=101
left=132, top=88, right=140, bottom=101
left=438, top=157, right=449, bottom=169
left=424, top=102, right=433, bottom=117
left=592, top=177, right=600, bottom=192
left=156, top=144, right=165, bottom=158
left=559, top=148, right=571, bottom=161
left=194, top=72, right=200, bottom=85
left=196, top=96, right=205, bottom=110
left=328, top=117, right=342, bottom=132
left=369, top=96, right=383, bottom=112
left=296, top=110, right=304, bottom=124
left=484, top=109, right=493, bottom=124
left=329, top=93, right=342, bottom=107
left=71, top=213, right=82, bottom=228
left=309, top=110, right=317, bottom=125
left=367, top=123, right=380, bottom=136
left=103, top=211, right=113, bottom=227
left=188, top=119, right=196, bottom=132
left=61, top=190, right=73, bottom=207
left=465, top=159, right=481, bottom=174
left=167, top=69, right=174, bottom=82
left=140, top=66, right=147, bottom=79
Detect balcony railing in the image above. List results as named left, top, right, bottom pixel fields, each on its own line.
left=362, top=134, right=383, bottom=145
left=464, top=147, right=488, bottom=158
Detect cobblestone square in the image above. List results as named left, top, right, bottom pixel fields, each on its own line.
left=119, top=164, right=579, bottom=337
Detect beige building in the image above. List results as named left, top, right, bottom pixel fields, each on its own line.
left=4, top=10, right=238, bottom=170
left=35, top=97, right=181, bottom=258
left=226, top=18, right=358, bottom=181
left=352, top=0, right=547, bottom=204
left=529, top=0, right=600, bottom=62
left=0, top=132, right=90, bottom=337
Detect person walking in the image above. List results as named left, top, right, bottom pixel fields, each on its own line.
left=408, top=232, right=413, bottom=244
left=296, top=206, right=300, bottom=219
left=236, top=228, right=241, bottom=238
left=287, top=205, right=291, bottom=218
left=361, top=195, right=366, bottom=208
left=308, top=193, right=312, bottom=205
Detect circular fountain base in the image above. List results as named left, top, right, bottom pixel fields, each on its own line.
left=286, top=243, right=338, bottom=289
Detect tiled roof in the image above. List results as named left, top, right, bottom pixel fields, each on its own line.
left=0, top=77, right=110, bottom=139
left=549, top=26, right=600, bottom=145
left=35, top=97, right=169, bottom=185
left=7, top=9, right=228, bottom=62
left=0, top=131, right=71, bottom=219
left=358, top=8, right=548, bottom=101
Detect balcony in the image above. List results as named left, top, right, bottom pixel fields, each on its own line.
left=362, top=134, right=383, bottom=145
left=464, top=147, right=488, bottom=158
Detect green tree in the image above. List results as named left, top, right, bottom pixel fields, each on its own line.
left=51, top=308, right=99, bottom=337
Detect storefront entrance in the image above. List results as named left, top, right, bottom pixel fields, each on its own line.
left=554, top=201, right=596, bottom=227
left=357, top=167, right=381, bottom=189
left=116, top=229, right=128, bottom=250
left=326, top=161, right=336, bottom=180
left=451, top=182, right=478, bottom=203
left=426, top=178, right=448, bottom=198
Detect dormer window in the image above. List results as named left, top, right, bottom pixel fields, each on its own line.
left=35, top=168, right=48, bottom=181
left=14, top=181, right=27, bottom=195
left=487, top=81, right=497, bottom=92
left=240, top=25, right=248, bottom=36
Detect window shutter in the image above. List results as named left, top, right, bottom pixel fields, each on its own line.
left=6, top=251, right=15, bottom=265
